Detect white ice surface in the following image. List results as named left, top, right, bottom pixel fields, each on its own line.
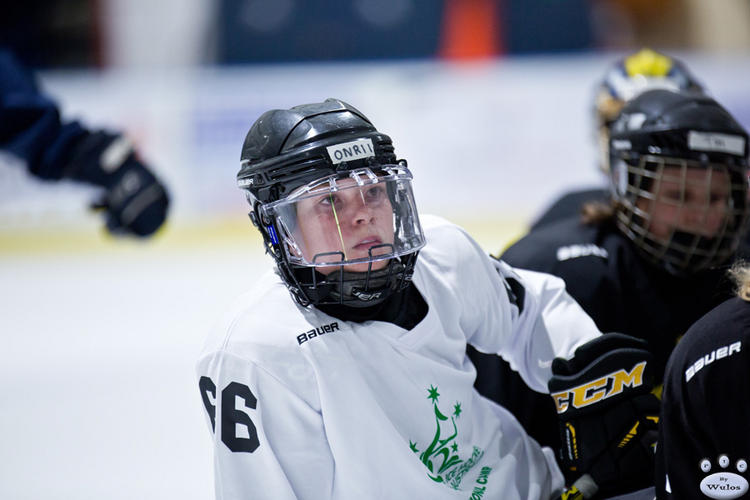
left=0, top=243, right=268, bottom=500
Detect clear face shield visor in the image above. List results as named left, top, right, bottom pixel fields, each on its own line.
left=260, top=166, right=426, bottom=273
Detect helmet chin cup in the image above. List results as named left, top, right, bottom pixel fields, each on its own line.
left=326, top=261, right=407, bottom=307
left=288, top=253, right=418, bottom=307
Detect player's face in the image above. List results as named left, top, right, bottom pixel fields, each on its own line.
left=637, top=166, right=731, bottom=240
left=295, top=179, right=395, bottom=274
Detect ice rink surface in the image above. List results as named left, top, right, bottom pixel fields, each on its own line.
left=0, top=229, right=267, bottom=499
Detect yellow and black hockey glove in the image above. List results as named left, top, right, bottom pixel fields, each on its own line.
left=548, top=333, right=660, bottom=499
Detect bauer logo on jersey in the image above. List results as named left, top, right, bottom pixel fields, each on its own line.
left=685, top=341, right=741, bottom=382
left=297, top=321, right=340, bottom=345
left=551, top=361, right=647, bottom=414
left=326, top=138, right=375, bottom=164
left=556, top=244, right=608, bottom=262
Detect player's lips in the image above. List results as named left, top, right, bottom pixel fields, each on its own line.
left=353, top=236, right=382, bottom=250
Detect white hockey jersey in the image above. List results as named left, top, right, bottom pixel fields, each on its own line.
left=196, top=215, right=602, bottom=500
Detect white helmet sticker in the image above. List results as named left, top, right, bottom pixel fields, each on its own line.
left=612, top=139, right=632, bottom=150
left=688, top=131, right=746, bottom=156
left=626, top=112, right=647, bottom=130
left=326, top=138, right=375, bottom=164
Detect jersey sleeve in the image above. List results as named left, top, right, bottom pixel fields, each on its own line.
left=495, top=260, right=602, bottom=392
left=501, top=221, right=623, bottom=336
left=0, top=48, right=87, bottom=179
left=461, top=224, right=602, bottom=393
left=196, top=349, right=334, bottom=500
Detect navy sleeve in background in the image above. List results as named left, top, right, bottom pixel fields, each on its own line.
left=0, top=47, right=87, bottom=180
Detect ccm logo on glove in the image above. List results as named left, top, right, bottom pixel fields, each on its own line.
left=551, top=361, right=647, bottom=413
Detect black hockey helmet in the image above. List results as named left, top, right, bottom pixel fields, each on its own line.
left=238, top=98, right=425, bottom=307
left=609, top=89, right=749, bottom=275
left=594, top=48, right=705, bottom=173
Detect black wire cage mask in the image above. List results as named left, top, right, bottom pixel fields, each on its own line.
left=607, top=89, right=750, bottom=275
left=611, top=155, right=749, bottom=275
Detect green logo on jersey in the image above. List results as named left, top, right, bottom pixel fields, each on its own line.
left=409, top=385, right=484, bottom=490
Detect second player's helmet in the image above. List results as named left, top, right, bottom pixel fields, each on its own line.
left=609, top=89, right=749, bottom=275
left=595, top=48, right=705, bottom=173
left=237, top=98, right=425, bottom=307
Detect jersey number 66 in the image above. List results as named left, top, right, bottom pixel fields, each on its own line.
left=199, top=376, right=260, bottom=453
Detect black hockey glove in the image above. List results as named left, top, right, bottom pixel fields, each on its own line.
left=548, top=333, right=660, bottom=500
left=65, top=131, right=169, bottom=237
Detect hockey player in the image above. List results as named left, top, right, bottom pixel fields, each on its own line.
left=472, top=88, right=750, bottom=484
left=530, top=48, right=706, bottom=231
left=196, top=98, right=658, bottom=499
left=655, top=262, right=750, bottom=499
left=0, top=48, right=169, bottom=237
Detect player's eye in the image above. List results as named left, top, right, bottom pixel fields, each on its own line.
left=319, top=193, right=342, bottom=209
left=365, top=185, right=386, bottom=202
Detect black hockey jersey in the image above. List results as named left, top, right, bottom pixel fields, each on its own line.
left=471, top=215, right=738, bottom=449
left=655, top=297, right=750, bottom=499
left=528, top=187, right=609, bottom=231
